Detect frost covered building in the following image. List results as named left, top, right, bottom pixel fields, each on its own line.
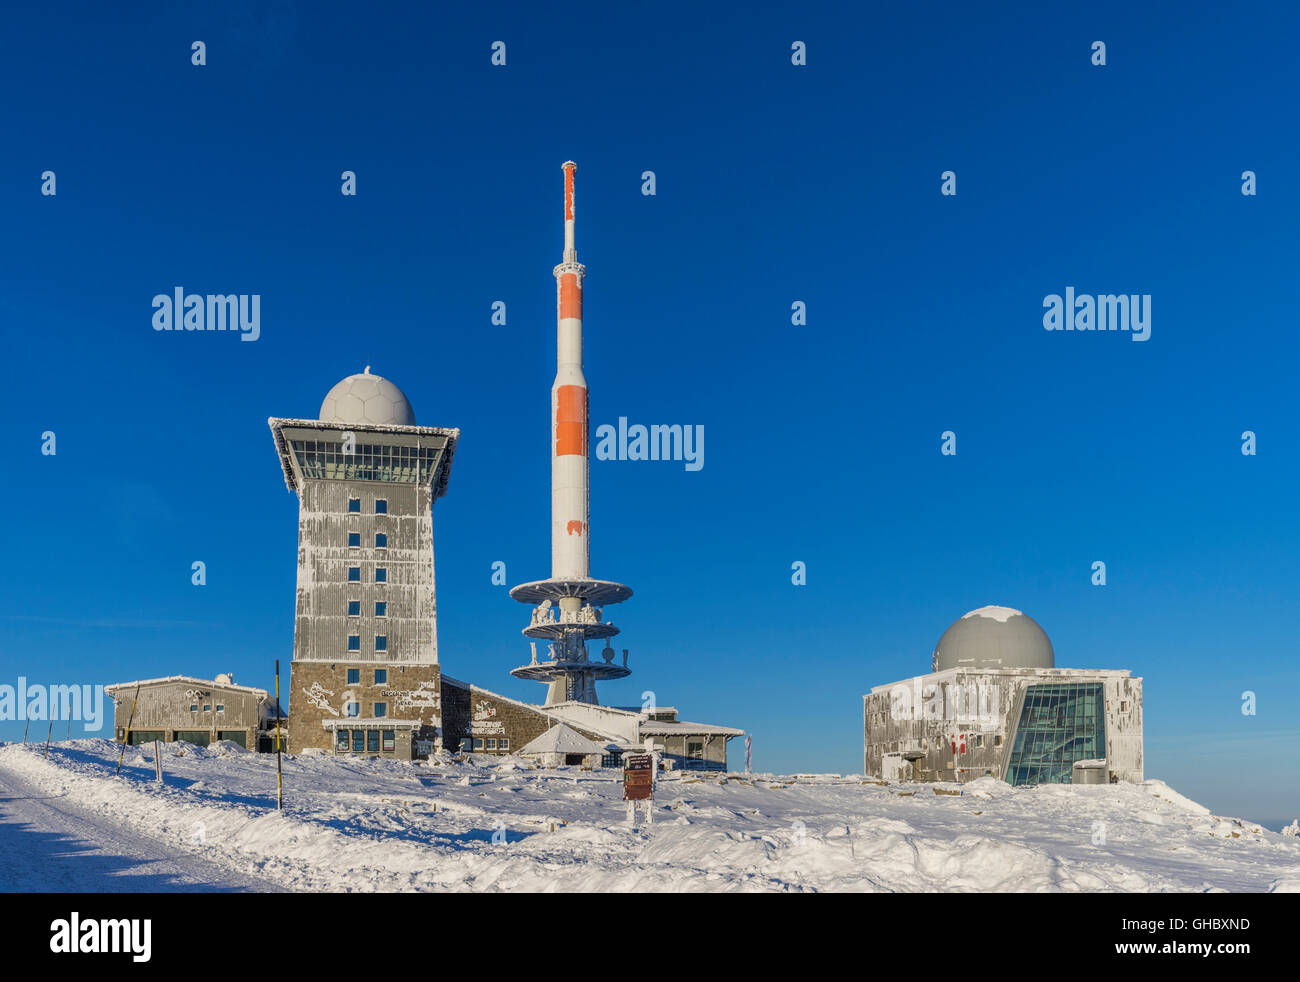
left=269, top=369, right=458, bottom=758
left=107, top=674, right=271, bottom=750
left=863, top=606, right=1143, bottom=786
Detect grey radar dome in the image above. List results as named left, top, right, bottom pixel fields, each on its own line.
left=319, top=366, right=416, bottom=426
left=931, top=605, right=1054, bottom=672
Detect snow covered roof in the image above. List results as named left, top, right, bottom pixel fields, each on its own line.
left=518, top=724, right=607, bottom=756
left=105, top=676, right=268, bottom=698
left=867, top=665, right=1134, bottom=695
left=639, top=720, right=744, bottom=737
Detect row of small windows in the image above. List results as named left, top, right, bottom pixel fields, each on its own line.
left=344, top=701, right=387, bottom=718
left=471, top=737, right=511, bottom=752
left=347, top=601, right=387, bottom=617
left=346, top=668, right=387, bottom=684
left=291, top=439, right=443, bottom=485
left=348, top=567, right=388, bottom=582
left=348, top=532, right=388, bottom=548
left=348, top=497, right=388, bottom=514
left=347, top=636, right=388, bottom=652
left=189, top=704, right=224, bottom=712
left=336, top=729, right=397, bottom=753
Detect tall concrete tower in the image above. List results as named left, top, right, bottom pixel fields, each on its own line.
left=510, top=162, right=633, bottom=705
left=269, top=369, right=459, bottom=754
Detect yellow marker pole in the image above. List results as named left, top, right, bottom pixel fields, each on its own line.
left=274, top=659, right=284, bottom=810
left=117, top=684, right=140, bottom=776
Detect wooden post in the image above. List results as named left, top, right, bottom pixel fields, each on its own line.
left=22, top=718, right=30, bottom=745
left=43, top=718, right=53, bottom=758
left=274, top=659, right=284, bottom=811
left=154, top=740, right=163, bottom=782
left=117, top=684, right=141, bottom=776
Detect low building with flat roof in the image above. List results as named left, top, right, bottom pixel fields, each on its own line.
left=863, top=606, right=1143, bottom=786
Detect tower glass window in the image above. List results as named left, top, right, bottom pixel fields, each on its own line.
left=1005, top=682, right=1105, bottom=786
left=375, top=532, right=387, bottom=548
left=348, top=532, right=361, bottom=548
left=375, top=601, right=387, bottom=617
left=289, top=445, right=444, bottom=487
left=375, top=568, right=387, bottom=583
left=348, top=636, right=360, bottom=652
left=347, top=600, right=361, bottom=616
left=375, top=499, right=388, bottom=514
left=375, top=636, right=387, bottom=651
left=347, top=567, right=361, bottom=582
left=374, top=669, right=387, bottom=684
left=347, top=668, right=360, bottom=684
left=348, top=498, right=360, bottom=513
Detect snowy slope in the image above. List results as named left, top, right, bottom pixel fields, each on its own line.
left=1, top=740, right=1296, bottom=893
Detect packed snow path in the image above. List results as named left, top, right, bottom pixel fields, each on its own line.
left=0, top=764, right=284, bottom=892
left=0, top=740, right=1296, bottom=893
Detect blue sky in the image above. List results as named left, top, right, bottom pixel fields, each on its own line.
left=2, top=2, right=1297, bottom=824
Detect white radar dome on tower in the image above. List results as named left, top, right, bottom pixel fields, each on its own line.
left=318, top=366, right=416, bottom=426
left=931, top=605, right=1055, bottom=672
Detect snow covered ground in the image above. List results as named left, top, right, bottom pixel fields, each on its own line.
left=1, top=739, right=1296, bottom=893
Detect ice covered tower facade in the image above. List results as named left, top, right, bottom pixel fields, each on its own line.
left=510, top=161, right=633, bottom=706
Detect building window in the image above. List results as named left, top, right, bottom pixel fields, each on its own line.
left=374, top=669, right=387, bottom=684
left=375, top=635, right=387, bottom=652
left=347, top=567, right=361, bottom=582
left=367, top=730, right=380, bottom=753
left=202, top=705, right=211, bottom=712
left=346, top=701, right=360, bottom=718
left=348, top=498, right=361, bottom=513
left=499, top=737, right=509, bottom=751
left=215, top=705, right=224, bottom=713
left=347, top=600, right=361, bottom=616
left=375, top=532, right=388, bottom=549
left=975, top=734, right=984, bottom=748
left=375, top=601, right=387, bottom=617
left=348, top=532, right=361, bottom=548
left=473, top=737, right=484, bottom=750
left=348, top=636, right=361, bottom=652
left=1121, top=700, right=1129, bottom=712
left=375, top=567, right=387, bottom=583
left=687, top=740, right=704, bottom=760
left=347, top=668, right=360, bottom=684
left=1005, top=682, right=1105, bottom=786
left=382, top=730, right=395, bottom=752
left=351, top=729, right=364, bottom=752
left=189, top=704, right=198, bottom=712
left=486, top=738, right=497, bottom=751
left=374, top=703, right=387, bottom=718
left=336, top=730, right=349, bottom=751
left=375, top=499, right=388, bottom=514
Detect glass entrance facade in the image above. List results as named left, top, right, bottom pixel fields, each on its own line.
left=1005, top=682, right=1105, bottom=785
